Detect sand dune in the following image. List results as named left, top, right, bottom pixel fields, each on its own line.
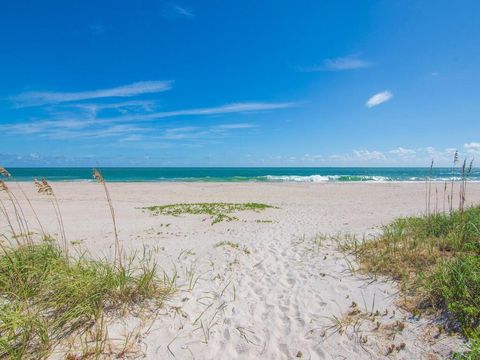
left=4, top=182, right=480, bottom=359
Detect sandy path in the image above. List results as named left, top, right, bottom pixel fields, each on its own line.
left=2, top=182, right=480, bottom=359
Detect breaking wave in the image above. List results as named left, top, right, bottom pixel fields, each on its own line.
left=263, top=175, right=392, bottom=182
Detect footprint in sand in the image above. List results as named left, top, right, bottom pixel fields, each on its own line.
left=278, top=343, right=290, bottom=357
left=235, top=343, right=249, bottom=355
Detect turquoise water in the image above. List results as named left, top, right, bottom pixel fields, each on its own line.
left=4, top=167, right=479, bottom=182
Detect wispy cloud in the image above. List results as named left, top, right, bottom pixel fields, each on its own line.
left=0, top=100, right=288, bottom=139
left=215, top=123, right=255, bottom=130
left=174, top=5, right=194, bottom=17
left=89, top=24, right=106, bottom=35
left=10, top=81, right=173, bottom=107
left=365, top=90, right=393, bottom=108
left=353, top=149, right=386, bottom=161
left=99, top=101, right=298, bottom=123
left=0, top=121, right=149, bottom=140
left=63, top=100, right=157, bottom=116
left=388, top=147, right=416, bottom=158
left=301, top=55, right=372, bottom=72
left=119, top=123, right=255, bottom=143
left=464, top=142, right=480, bottom=154
left=48, top=125, right=150, bottom=140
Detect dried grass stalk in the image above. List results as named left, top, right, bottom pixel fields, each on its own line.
left=93, top=168, right=121, bottom=266
left=0, top=167, right=11, bottom=178
left=34, top=178, right=68, bottom=255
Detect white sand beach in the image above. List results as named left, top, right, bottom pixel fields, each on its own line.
left=3, top=182, right=480, bottom=359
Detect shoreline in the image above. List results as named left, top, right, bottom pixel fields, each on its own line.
left=11, top=179, right=480, bottom=184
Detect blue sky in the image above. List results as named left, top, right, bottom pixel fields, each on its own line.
left=1, top=0, right=479, bottom=167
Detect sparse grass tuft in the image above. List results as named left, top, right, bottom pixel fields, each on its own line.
left=0, top=240, right=174, bottom=359
left=214, top=241, right=251, bottom=254
left=144, top=202, right=275, bottom=225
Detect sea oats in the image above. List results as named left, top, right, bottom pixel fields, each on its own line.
left=93, top=168, right=105, bottom=183
left=93, top=168, right=121, bottom=265
left=0, top=166, right=11, bottom=178
left=0, top=180, right=8, bottom=191
left=467, top=159, right=474, bottom=175
left=35, top=178, right=53, bottom=195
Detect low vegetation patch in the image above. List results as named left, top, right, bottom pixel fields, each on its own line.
left=0, top=167, right=174, bottom=358
left=348, top=206, right=480, bottom=358
left=214, top=241, right=251, bottom=254
left=0, top=240, right=173, bottom=359
left=144, top=202, right=275, bottom=224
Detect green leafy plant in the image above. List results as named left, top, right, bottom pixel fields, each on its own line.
left=144, top=202, right=275, bottom=224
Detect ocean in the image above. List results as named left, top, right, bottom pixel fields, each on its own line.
left=3, top=167, right=479, bottom=182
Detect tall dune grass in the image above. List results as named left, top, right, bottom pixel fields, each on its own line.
left=0, top=167, right=174, bottom=359
left=347, top=154, right=479, bottom=358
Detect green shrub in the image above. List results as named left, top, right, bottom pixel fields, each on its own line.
left=426, top=255, right=480, bottom=330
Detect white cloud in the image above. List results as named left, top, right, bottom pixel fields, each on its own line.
left=45, top=125, right=150, bottom=140
left=464, top=142, right=480, bottom=154
left=120, top=135, right=144, bottom=142
left=71, top=100, right=156, bottom=114
left=174, top=5, right=194, bottom=17
left=101, top=101, right=297, bottom=123
left=366, top=90, right=393, bottom=108
left=159, top=123, right=255, bottom=140
left=388, top=147, right=416, bottom=157
left=115, top=123, right=255, bottom=143
left=258, top=146, right=474, bottom=166
left=0, top=101, right=293, bottom=138
left=302, top=55, right=372, bottom=72
left=89, top=24, right=106, bottom=35
left=215, top=123, right=255, bottom=130
left=10, top=81, right=173, bottom=107
left=353, top=150, right=386, bottom=160
left=0, top=119, right=89, bottom=134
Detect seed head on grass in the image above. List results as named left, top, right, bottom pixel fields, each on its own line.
left=93, top=168, right=105, bottom=183
left=35, top=178, right=53, bottom=195
left=1, top=177, right=33, bottom=246
left=93, top=168, right=121, bottom=266
left=0, top=180, right=8, bottom=192
left=0, top=169, right=173, bottom=358
left=0, top=167, right=11, bottom=178
left=0, top=167, right=46, bottom=239
left=34, top=178, right=67, bottom=255
left=467, top=159, right=474, bottom=175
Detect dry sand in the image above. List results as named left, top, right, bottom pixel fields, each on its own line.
left=3, top=182, right=480, bottom=359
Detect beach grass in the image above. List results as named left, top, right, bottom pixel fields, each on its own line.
left=344, top=154, right=479, bottom=358
left=348, top=206, right=480, bottom=358
left=143, top=202, right=274, bottom=224
left=0, top=167, right=174, bottom=358
left=0, top=240, right=174, bottom=359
